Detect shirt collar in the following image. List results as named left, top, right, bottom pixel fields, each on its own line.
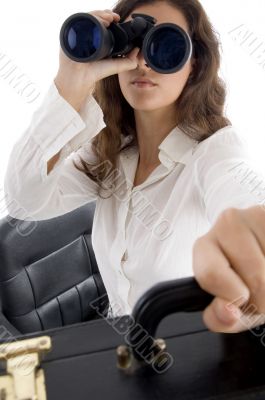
left=158, top=125, right=198, bottom=167
left=121, top=125, right=198, bottom=168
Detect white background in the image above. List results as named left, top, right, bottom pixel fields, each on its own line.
left=0, top=0, right=264, bottom=218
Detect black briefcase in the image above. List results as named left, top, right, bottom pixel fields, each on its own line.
left=1, top=276, right=265, bottom=400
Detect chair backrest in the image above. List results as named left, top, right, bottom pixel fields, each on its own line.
left=0, top=201, right=109, bottom=334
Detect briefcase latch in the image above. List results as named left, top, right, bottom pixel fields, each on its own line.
left=0, top=335, right=51, bottom=400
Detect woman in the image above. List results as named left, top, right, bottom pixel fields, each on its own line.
left=4, top=0, right=265, bottom=332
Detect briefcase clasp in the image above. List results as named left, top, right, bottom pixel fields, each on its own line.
left=116, top=337, right=168, bottom=373
left=0, top=335, right=51, bottom=400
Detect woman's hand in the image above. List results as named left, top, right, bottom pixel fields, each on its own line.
left=192, top=205, right=265, bottom=333
left=54, top=9, right=140, bottom=112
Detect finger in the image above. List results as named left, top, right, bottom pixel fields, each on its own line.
left=101, top=11, right=120, bottom=22
left=213, top=208, right=265, bottom=313
left=126, top=47, right=141, bottom=60
left=240, top=206, right=265, bottom=255
left=192, top=233, right=250, bottom=305
left=91, top=15, right=112, bottom=28
left=104, top=9, right=120, bottom=19
left=203, top=297, right=242, bottom=333
left=91, top=10, right=120, bottom=22
left=203, top=296, right=265, bottom=333
left=94, top=49, right=139, bottom=81
left=192, top=232, right=251, bottom=332
left=116, top=48, right=140, bottom=72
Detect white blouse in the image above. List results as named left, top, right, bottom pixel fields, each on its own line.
left=4, top=80, right=263, bottom=317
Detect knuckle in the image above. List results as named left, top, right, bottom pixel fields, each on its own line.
left=107, top=10, right=118, bottom=16
left=249, top=271, right=265, bottom=296
left=102, top=10, right=113, bottom=16
left=192, top=234, right=210, bottom=258
left=193, top=234, right=207, bottom=250
left=91, top=10, right=109, bottom=17
left=248, top=205, right=265, bottom=229
left=217, top=207, right=241, bottom=227
left=192, top=236, right=208, bottom=271
left=194, top=262, right=216, bottom=290
left=214, top=208, right=243, bottom=239
left=202, top=269, right=218, bottom=290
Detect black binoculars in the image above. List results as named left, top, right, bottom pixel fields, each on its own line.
left=59, top=12, right=193, bottom=74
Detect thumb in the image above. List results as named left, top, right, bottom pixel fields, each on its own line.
left=203, top=297, right=243, bottom=333
left=95, top=47, right=140, bottom=80
left=126, top=46, right=141, bottom=61
left=118, top=46, right=141, bottom=71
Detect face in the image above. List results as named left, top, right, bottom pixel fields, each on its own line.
left=118, top=2, right=194, bottom=114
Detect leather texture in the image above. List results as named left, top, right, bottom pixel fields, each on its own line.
left=1, top=311, right=265, bottom=399
left=0, top=201, right=109, bottom=334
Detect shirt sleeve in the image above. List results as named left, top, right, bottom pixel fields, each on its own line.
left=3, top=80, right=107, bottom=221
left=194, top=126, right=265, bottom=225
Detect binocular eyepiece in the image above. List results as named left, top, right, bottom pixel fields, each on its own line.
left=60, top=12, right=193, bottom=74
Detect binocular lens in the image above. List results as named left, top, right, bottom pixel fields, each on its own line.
left=146, top=27, right=188, bottom=71
left=64, top=17, right=101, bottom=59
left=60, top=13, right=192, bottom=72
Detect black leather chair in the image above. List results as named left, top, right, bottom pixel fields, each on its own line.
left=0, top=201, right=109, bottom=335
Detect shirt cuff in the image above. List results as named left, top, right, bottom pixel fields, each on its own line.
left=28, top=80, right=106, bottom=180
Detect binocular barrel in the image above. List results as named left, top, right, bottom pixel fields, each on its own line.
left=60, top=12, right=193, bottom=74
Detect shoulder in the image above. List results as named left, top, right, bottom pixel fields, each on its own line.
left=196, top=125, right=247, bottom=150
left=192, top=125, right=250, bottom=161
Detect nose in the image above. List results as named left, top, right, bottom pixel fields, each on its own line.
left=136, top=49, right=151, bottom=70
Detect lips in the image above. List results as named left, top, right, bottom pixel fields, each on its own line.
left=131, top=78, right=156, bottom=85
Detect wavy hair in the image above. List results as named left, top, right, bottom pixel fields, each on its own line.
left=72, top=0, right=232, bottom=197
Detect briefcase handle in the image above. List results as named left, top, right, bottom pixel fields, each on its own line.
left=131, top=276, right=213, bottom=336
left=127, top=276, right=213, bottom=362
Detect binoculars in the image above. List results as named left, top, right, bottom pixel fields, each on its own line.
left=59, top=12, right=193, bottom=74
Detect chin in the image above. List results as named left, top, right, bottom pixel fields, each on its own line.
left=125, top=98, right=159, bottom=111
left=132, top=105, right=158, bottom=111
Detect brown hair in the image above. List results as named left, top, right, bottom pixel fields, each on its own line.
left=73, top=0, right=232, bottom=197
